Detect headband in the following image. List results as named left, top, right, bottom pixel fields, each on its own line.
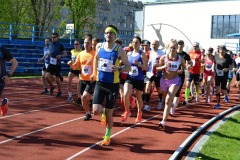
left=105, top=27, right=118, bottom=37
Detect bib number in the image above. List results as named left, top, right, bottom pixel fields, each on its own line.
left=129, top=66, right=139, bottom=76
left=98, top=58, right=113, bottom=72
left=216, top=69, right=224, bottom=76
left=50, top=57, right=57, bottom=65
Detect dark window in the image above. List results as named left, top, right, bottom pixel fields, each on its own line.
left=211, top=15, right=240, bottom=39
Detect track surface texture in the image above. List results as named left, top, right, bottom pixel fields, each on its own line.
left=0, top=78, right=239, bottom=160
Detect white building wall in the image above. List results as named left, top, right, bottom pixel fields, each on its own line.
left=143, top=0, right=240, bottom=51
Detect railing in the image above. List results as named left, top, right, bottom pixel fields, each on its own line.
left=0, top=22, right=133, bottom=46
left=0, top=22, right=104, bottom=46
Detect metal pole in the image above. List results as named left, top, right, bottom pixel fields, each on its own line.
left=70, top=29, right=72, bottom=46
left=9, top=24, right=12, bottom=42
left=147, top=23, right=193, bottom=45
left=32, top=26, right=35, bottom=44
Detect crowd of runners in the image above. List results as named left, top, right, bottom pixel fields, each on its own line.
left=1, top=24, right=240, bottom=146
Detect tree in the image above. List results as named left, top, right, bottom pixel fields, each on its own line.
left=64, top=0, right=96, bottom=38
left=29, top=0, right=62, bottom=39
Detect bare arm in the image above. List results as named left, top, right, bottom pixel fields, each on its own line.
left=117, top=47, right=131, bottom=72
left=9, top=58, right=18, bottom=75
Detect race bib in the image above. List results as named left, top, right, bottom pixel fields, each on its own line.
left=82, top=65, right=91, bottom=75
left=45, top=63, right=49, bottom=69
left=98, top=58, right=113, bottom=72
left=129, top=66, right=139, bottom=76
left=146, top=71, right=154, bottom=78
left=216, top=69, right=224, bottom=76
left=50, top=57, right=57, bottom=65
left=71, top=55, right=77, bottom=62
left=205, top=64, right=212, bottom=71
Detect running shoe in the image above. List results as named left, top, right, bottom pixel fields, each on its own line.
left=158, top=122, right=165, bottom=129
left=224, top=96, right=229, bottom=103
left=1, top=98, right=8, bottom=116
left=67, top=97, right=73, bottom=103
left=130, top=96, right=136, bottom=109
left=101, top=136, right=111, bottom=146
left=157, top=101, right=163, bottom=110
left=56, top=91, right=62, bottom=97
left=41, top=90, right=49, bottom=94
left=170, top=107, right=176, bottom=116
left=183, top=100, right=189, bottom=106
left=101, top=114, right=106, bottom=126
left=84, top=113, right=92, bottom=121
left=135, top=112, right=142, bottom=123
left=49, top=86, right=55, bottom=95
left=121, top=111, right=131, bottom=122
left=213, top=104, right=221, bottom=109
left=188, top=97, right=195, bottom=103
left=72, top=98, right=82, bottom=105
left=143, top=105, right=151, bottom=111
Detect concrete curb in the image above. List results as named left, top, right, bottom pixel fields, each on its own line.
left=169, top=105, right=240, bottom=160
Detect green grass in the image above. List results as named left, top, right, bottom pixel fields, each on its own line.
left=196, top=112, right=240, bottom=160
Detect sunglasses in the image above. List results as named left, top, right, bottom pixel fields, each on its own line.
left=74, top=43, right=79, bottom=45
left=52, top=36, right=57, bottom=38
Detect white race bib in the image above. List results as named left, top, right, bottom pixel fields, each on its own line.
left=50, top=57, right=57, bottom=65
left=205, top=64, right=212, bottom=71
left=192, top=60, right=196, bottom=66
left=98, top=58, right=113, bottom=72
left=129, top=66, right=139, bottom=76
left=45, top=63, right=49, bottom=69
left=216, top=69, right=224, bottom=76
left=146, top=71, right=153, bottom=78
left=82, top=65, right=91, bottom=75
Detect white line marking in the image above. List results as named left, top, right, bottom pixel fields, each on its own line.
left=66, top=114, right=160, bottom=160
left=0, top=116, right=84, bottom=145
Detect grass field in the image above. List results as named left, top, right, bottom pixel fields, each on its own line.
left=196, top=112, right=240, bottom=160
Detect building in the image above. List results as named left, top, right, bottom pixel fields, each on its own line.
left=141, top=0, right=240, bottom=53
left=96, top=0, right=143, bottom=45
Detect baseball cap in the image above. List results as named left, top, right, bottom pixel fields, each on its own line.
left=193, top=42, right=199, bottom=47
left=141, top=40, right=151, bottom=46
left=177, top=40, right=184, bottom=44
left=219, top=45, right=227, bottom=50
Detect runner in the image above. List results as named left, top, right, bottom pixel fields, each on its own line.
left=213, top=45, right=233, bottom=108
left=235, top=51, right=240, bottom=98
left=171, top=40, right=191, bottom=115
left=0, top=43, right=18, bottom=116
left=67, top=39, right=81, bottom=103
left=68, top=35, right=95, bottom=120
left=157, top=39, right=186, bottom=129
left=122, top=36, right=148, bottom=123
left=90, top=25, right=131, bottom=146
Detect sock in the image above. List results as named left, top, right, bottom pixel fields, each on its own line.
left=216, top=93, right=220, bottom=104
left=142, top=94, right=145, bottom=101
left=105, top=128, right=112, bottom=137
left=158, top=94, right=162, bottom=102
left=185, top=88, right=190, bottom=101
left=68, top=92, right=72, bottom=97
left=145, top=94, right=150, bottom=104
left=190, top=86, right=195, bottom=97
left=196, top=88, right=199, bottom=96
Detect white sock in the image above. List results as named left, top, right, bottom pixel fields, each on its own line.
left=68, top=92, right=72, bottom=97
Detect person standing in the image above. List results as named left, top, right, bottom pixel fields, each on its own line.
left=91, top=25, right=131, bottom=146
left=45, top=32, right=67, bottom=97
left=213, top=45, right=233, bottom=108
left=0, top=43, right=18, bottom=116
left=38, top=38, right=51, bottom=94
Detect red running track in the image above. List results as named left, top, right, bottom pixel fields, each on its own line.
left=0, top=78, right=239, bottom=160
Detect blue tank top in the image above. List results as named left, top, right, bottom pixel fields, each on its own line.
left=97, top=43, right=121, bottom=84
left=128, top=51, right=144, bottom=80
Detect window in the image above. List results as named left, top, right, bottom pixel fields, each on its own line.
left=211, top=15, right=240, bottom=38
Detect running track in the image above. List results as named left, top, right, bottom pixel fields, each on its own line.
left=0, top=78, right=239, bottom=160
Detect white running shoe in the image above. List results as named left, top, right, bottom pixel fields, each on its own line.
left=143, top=105, right=151, bottom=111
left=196, top=95, right=200, bottom=103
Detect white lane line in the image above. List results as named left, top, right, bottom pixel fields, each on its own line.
left=66, top=114, right=160, bottom=160
left=0, top=103, right=72, bottom=119
left=0, top=116, right=84, bottom=145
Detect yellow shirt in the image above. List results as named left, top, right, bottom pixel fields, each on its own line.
left=71, top=49, right=81, bottom=70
